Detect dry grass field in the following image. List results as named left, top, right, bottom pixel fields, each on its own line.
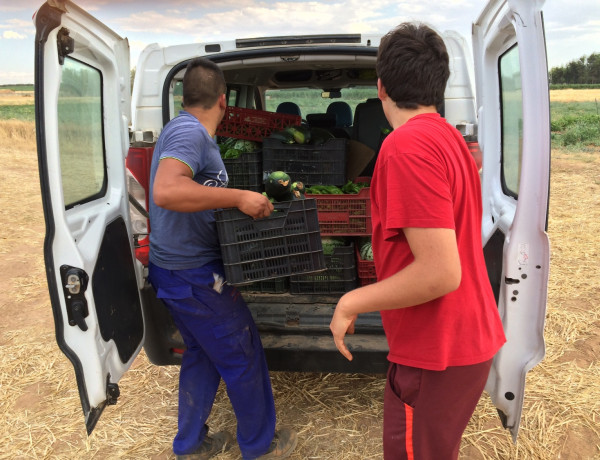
left=0, top=89, right=598, bottom=459
left=548, top=88, right=600, bottom=102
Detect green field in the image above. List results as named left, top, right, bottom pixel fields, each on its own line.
left=551, top=100, right=600, bottom=150
left=0, top=104, right=35, bottom=122
left=2, top=91, right=598, bottom=150
left=0, top=84, right=34, bottom=92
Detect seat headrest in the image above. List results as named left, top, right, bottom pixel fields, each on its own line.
left=276, top=102, right=302, bottom=117
left=326, top=101, right=353, bottom=127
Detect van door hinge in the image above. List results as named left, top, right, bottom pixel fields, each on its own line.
left=57, top=27, right=74, bottom=65
left=60, top=265, right=89, bottom=331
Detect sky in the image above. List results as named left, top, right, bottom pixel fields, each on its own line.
left=0, top=0, right=599, bottom=86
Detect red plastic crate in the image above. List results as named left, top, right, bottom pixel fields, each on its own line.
left=355, top=243, right=377, bottom=286
left=216, top=106, right=301, bottom=142
left=306, top=180, right=371, bottom=235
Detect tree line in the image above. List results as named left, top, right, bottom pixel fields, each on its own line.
left=549, top=52, right=600, bottom=85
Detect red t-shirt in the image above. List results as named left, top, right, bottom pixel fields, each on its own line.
left=371, top=112, right=506, bottom=371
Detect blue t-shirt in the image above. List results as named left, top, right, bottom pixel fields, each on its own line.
left=148, top=111, right=228, bottom=270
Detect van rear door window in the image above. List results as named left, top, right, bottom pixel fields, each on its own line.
left=499, top=45, right=522, bottom=198
left=58, top=57, right=106, bottom=208
left=265, top=87, right=377, bottom=117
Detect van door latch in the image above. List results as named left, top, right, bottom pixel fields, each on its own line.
left=60, top=265, right=90, bottom=331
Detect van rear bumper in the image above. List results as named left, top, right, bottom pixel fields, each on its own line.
left=140, top=283, right=389, bottom=374
left=260, top=332, right=389, bottom=373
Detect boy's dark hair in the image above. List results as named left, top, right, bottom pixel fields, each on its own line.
left=376, top=22, right=449, bottom=110
left=182, top=57, right=226, bottom=110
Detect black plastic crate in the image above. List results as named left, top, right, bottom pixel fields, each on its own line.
left=262, top=137, right=346, bottom=186
left=224, top=150, right=263, bottom=192
left=290, top=243, right=357, bottom=295
left=238, top=277, right=289, bottom=294
left=215, top=199, right=326, bottom=285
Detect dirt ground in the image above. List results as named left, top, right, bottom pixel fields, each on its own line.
left=0, top=113, right=599, bottom=459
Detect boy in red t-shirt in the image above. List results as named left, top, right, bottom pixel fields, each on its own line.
left=330, top=23, right=506, bottom=459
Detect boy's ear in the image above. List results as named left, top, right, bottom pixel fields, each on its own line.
left=377, top=78, right=388, bottom=101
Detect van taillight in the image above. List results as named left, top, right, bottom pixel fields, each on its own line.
left=126, top=147, right=154, bottom=265
left=466, top=141, right=482, bottom=171
left=126, top=147, right=154, bottom=204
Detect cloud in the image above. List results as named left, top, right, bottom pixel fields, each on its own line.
left=101, top=0, right=481, bottom=72
left=0, top=3, right=36, bottom=13
left=0, top=70, right=32, bottom=85
left=0, top=18, right=33, bottom=40
left=111, top=0, right=469, bottom=42
left=2, top=30, right=26, bottom=39
left=0, top=18, right=31, bottom=28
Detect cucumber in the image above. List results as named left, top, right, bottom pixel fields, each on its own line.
left=269, top=130, right=295, bottom=144
left=309, top=127, right=334, bottom=145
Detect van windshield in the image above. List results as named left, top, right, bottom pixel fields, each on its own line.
left=265, top=87, right=377, bottom=120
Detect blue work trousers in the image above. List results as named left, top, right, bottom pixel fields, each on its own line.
left=148, top=262, right=276, bottom=459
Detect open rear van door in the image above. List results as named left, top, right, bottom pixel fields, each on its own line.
left=473, top=0, right=551, bottom=441
left=34, top=0, right=143, bottom=433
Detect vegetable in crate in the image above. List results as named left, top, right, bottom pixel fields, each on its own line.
left=265, top=171, right=293, bottom=201
left=340, top=180, right=369, bottom=194
left=233, top=139, right=260, bottom=153
left=218, top=139, right=259, bottom=158
left=291, top=181, right=305, bottom=200
left=217, top=136, right=238, bottom=157
left=321, top=237, right=346, bottom=256
left=270, top=125, right=333, bottom=145
left=309, top=127, right=335, bottom=145
left=359, top=241, right=373, bottom=261
left=269, top=129, right=295, bottom=144
left=223, top=148, right=242, bottom=159
left=285, top=125, right=311, bottom=144
left=305, top=185, right=344, bottom=195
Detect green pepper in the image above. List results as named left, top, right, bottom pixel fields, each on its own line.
left=224, top=148, right=242, bottom=159
left=324, top=186, right=344, bottom=194
left=341, top=180, right=362, bottom=194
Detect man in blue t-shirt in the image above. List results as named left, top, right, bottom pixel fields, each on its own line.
left=148, top=58, right=297, bottom=460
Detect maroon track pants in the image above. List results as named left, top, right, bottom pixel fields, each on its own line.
left=383, top=359, right=493, bottom=460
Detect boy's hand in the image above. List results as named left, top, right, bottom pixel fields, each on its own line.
left=330, top=299, right=357, bottom=361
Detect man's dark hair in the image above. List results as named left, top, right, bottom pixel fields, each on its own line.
left=376, top=23, right=449, bottom=110
left=182, top=57, right=226, bottom=110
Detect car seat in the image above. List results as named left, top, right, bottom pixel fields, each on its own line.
left=276, top=102, right=302, bottom=117
left=352, top=98, right=391, bottom=175
left=326, top=101, right=353, bottom=138
left=326, top=101, right=353, bottom=128
left=306, top=113, right=336, bottom=129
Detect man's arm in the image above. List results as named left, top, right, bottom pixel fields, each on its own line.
left=330, top=227, right=461, bottom=360
left=152, top=157, right=273, bottom=219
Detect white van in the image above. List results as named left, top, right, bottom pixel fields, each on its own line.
left=33, top=0, right=551, bottom=442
